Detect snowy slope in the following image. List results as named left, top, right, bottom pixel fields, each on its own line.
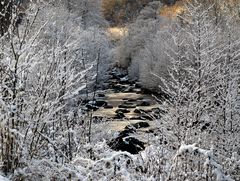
left=0, top=175, right=9, bottom=181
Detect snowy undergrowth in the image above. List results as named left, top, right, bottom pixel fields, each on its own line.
left=8, top=139, right=238, bottom=180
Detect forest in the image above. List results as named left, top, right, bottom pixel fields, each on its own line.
left=0, top=0, right=239, bottom=180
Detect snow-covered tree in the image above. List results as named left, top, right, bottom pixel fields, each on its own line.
left=115, top=1, right=163, bottom=78
left=0, top=1, right=112, bottom=177
left=137, top=1, right=240, bottom=179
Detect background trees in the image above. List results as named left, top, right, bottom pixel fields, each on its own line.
left=0, top=0, right=23, bottom=36
left=115, top=1, right=164, bottom=79
left=102, top=0, right=155, bottom=26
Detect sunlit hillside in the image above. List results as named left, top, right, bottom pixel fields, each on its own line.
left=160, top=1, right=185, bottom=18
left=102, top=0, right=153, bottom=26
left=160, top=0, right=240, bottom=19
left=107, top=27, right=128, bottom=40
left=102, top=0, right=239, bottom=25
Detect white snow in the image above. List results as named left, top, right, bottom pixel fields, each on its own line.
left=0, top=175, right=9, bottom=181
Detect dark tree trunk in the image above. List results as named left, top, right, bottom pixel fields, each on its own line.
left=0, top=0, right=13, bottom=35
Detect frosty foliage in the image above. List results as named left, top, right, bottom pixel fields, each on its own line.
left=143, top=1, right=240, bottom=180
left=0, top=1, right=112, bottom=179
left=114, top=0, right=239, bottom=180
left=115, top=1, right=164, bottom=75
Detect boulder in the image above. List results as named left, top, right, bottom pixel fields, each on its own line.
left=146, top=129, right=155, bottom=133
left=153, top=114, right=161, bottom=119
left=109, top=79, right=118, bottom=85
left=152, top=108, right=166, bottom=114
left=119, top=128, right=136, bottom=137
left=95, top=100, right=107, bottom=107
left=120, top=76, right=130, bottom=84
left=137, top=100, right=151, bottom=107
left=151, top=107, right=160, bottom=113
left=118, top=104, right=136, bottom=109
left=123, top=86, right=135, bottom=93
left=141, top=115, right=153, bottom=121
left=134, top=108, right=151, bottom=114
left=201, top=122, right=211, bottom=131
left=133, top=89, right=142, bottom=94
left=112, top=84, right=127, bottom=91
left=123, top=101, right=135, bottom=105
left=134, top=109, right=141, bottom=114
left=108, top=136, right=145, bottom=154
left=114, top=112, right=125, bottom=119
left=115, top=109, right=131, bottom=114
left=129, top=116, right=146, bottom=120
left=85, top=104, right=99, bottom=111
left=125, top=122, right=150, bottom=129
left=97, top=93, right=105, bottom=98
left=111, top=72, right=126, bottom=80
left=101, top=83, right=110, bottom=89
left=104, top=104, right=113, bottom=109
left=86, top=100, right=107, bottom=107
left=141, top=88, right=154, bottom=95
left=128, top=98, right=137, bottom=102
left=92, top=116, right=104, bottom=123
left=135, top=82, right=142, bottom=88
left=82, top=99, right=92, bottom=105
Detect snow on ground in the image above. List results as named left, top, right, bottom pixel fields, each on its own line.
left=0, top=175, right=9, bottom=181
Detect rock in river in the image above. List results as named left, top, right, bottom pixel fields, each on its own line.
left=115, top=109, right=131, bottom=114
left=137, top=100, right=151, bottom=107
left=108, top=136, right=145, bottom=154
left=114, top=112, right=126, bottom=119
left=118, top=104, right=136, bottom=109
left=125, top=122, right=150, bottom=129
left=104, top=104, right=113, bottom=109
